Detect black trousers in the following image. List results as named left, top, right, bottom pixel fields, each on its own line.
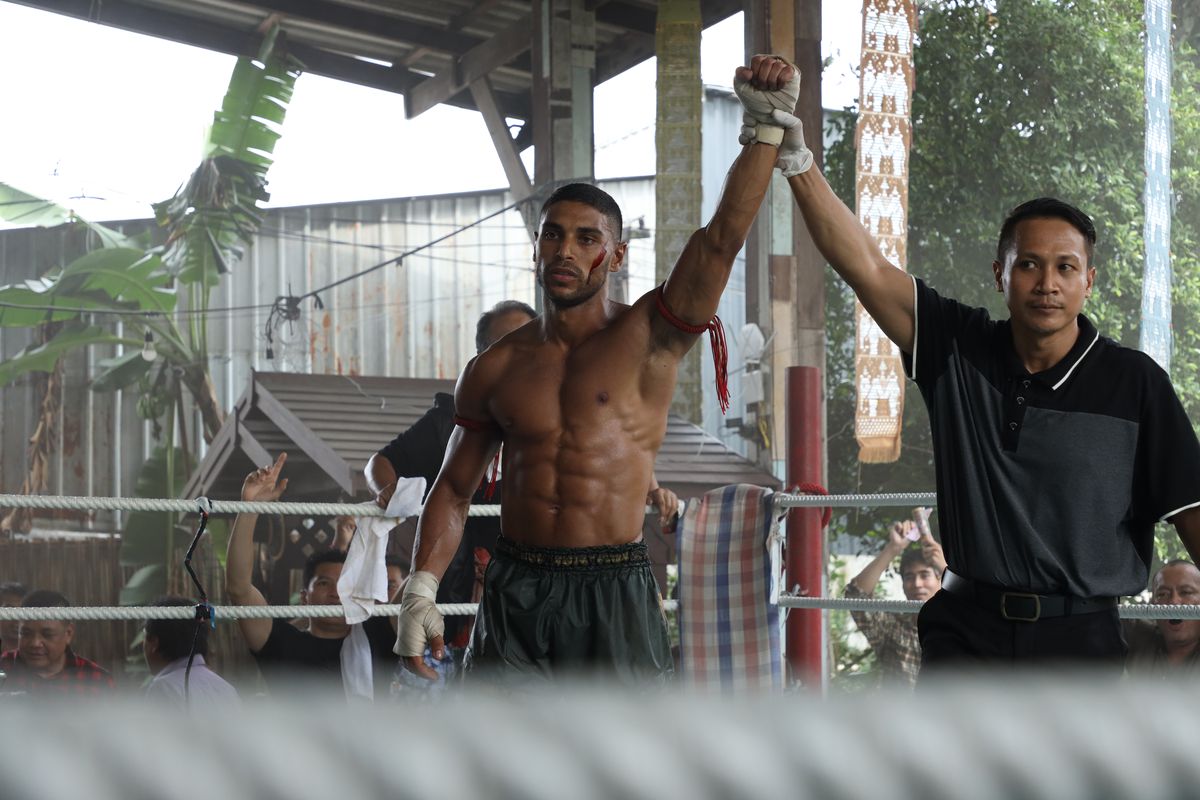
left=917, top=588, right=1127, bottom=678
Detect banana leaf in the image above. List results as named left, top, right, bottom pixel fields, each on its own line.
left=153, top=41, right=300, bottom=289
left=0, top=182, right=133, bottom=248
left=0, top=323, right=135, bottom=387
left=91, top=349, right=154, bottom=393
left=118, top=565, right=165, bottom=606
left=118, top=444, right=187, bottom=568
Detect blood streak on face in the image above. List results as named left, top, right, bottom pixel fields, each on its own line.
left=589, top=247, right=607, bottom=277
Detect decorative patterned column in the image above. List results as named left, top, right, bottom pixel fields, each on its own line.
left=1140, top=0, right=1173, bottom=371
left=853, top=0, right=915, bottom=464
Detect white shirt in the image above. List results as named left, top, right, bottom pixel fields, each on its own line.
left=145, top=655, right=241, bottom=709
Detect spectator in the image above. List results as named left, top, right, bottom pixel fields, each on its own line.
left=844, top=520, right=946, bottom=687
left=1125, top=560, right=1200, bottom=676
left=365, top=301, right=536, bottom=657
left=0, top=581, right=26, bottom=654
left=226, top=454, right=397, bottom=698
left=385, top=554, right=408, bottom=603
left=0, top=590, right=114, bottom=695
left=143, top=596, right=240, bottom=708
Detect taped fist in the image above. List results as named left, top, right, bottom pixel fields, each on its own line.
left=733, top=54, right=801, bottom=147
left=395, top=570, right=445, bottom=681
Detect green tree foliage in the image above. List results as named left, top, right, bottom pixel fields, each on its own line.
left=822, top=0, right=1200, bottom=552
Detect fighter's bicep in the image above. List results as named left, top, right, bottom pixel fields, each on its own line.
left=435, top=427, right=499, bottom=500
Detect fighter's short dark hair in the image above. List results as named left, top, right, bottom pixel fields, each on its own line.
left=997, top=197, right=1097, bottom=266
left=539, top=183, right=624, bottom=242
left=476, top=300, right=536, bottom=353
left=303, top=548, right=347, bottom=588
left=21, top=589, right=70, bottom=608
left=145, top=595, right=208, bottom=661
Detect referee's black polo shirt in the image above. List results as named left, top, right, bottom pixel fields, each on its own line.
left=903, top=277, right=1200, bottom=597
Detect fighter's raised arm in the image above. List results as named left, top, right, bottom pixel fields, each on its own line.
left=748, top=102, right=916, bottom=353
left=654, top=55, right=797, bottom=346
left=396, top=353, right=503, bottom=680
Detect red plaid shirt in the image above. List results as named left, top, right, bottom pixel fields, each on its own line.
left=0, top=649, right=115, bottom=695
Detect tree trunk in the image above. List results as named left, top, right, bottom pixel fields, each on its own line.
left=180, top=364, right=224, bottom=444
left=1, top=337, right=62, bottom=534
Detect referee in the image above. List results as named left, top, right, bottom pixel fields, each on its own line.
left=779, top=126, right=1200, bottom=670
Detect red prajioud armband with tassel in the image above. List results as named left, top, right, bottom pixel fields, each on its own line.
left=654, top=285, right=730, bottom=414
left=453, top=414, right=503, bottom=501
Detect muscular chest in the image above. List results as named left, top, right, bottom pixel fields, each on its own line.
left=490, top=333, right=654, bottom=440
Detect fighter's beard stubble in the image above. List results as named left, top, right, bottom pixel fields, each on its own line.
left=538, top=248, right=608, bottom=309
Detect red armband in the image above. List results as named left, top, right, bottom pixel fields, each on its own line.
left=453, top=415, right=502, bottom=501
left=453, top=414, right=499, bottom=433
left=654, top=285, right=731, bottom=414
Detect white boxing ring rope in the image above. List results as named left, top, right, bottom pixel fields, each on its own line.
left=5, top=494, right=1200, bottom=800
left=0, top=490, right=1194, bottom=620
left=1, top=598, right=1194, bottom=622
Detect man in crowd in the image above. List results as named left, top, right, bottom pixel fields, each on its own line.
left=226, top=454, right=397, bottom=697
left=844, top=519, right=945, bottom=687
left=396, top=55, right=798, bottom=682
left=1126, top=560, right=1200, bottom=675
left=0, top=590, right=114, bottom=695
left=365, top=300, right=536, bottom=658
left=0, top=581, right=26, bottom=654
left=755, top=90, right=1200, bottom=669
left=144, top=595, right=240, bottom=707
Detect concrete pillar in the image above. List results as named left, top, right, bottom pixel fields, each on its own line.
left=531, top=0, right=596, bottom=187
left=655, top=0, right=704, bottom=424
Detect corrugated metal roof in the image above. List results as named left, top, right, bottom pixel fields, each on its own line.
left=184, top=369, right=778, bottom=502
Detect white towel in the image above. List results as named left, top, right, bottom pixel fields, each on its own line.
left=338, top=477, right=425, bottom=701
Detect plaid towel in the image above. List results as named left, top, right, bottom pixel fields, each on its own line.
left=678, top=484, right=783, bottom=690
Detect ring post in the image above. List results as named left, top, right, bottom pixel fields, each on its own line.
left=786, top=366, right=826, bottom=689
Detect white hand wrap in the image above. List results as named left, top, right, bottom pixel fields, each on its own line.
left=772, top=110, right=815, bottom=177
left=393, top=570, right=443, bottom=657
left=733, top=55, right=802, bottom=145
left=739, top=109, right=814, bottom=176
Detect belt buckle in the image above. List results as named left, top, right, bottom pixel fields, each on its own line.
left=1000, top=591, right=1041, bottom=622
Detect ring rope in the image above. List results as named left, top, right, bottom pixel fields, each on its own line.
left=0, top=491, right=939, bottom=515
left=0, top=597, right=1192, bottom=620
left=0, top=600, right=680, bottom=621
left=0, top=494, right=503, bottom=516
left=788, top=482, right=832, bottom=527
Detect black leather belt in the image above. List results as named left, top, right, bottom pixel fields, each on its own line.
left=940, top=568, right=1118, bottom=622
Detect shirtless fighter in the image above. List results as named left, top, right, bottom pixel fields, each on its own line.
left=396, top=56, right=801, bottom=681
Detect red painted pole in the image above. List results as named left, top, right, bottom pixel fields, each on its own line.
left=786, top=366, right=825, bottom=689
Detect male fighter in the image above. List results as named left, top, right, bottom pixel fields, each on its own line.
left=396, top=56, right=801, bottom=681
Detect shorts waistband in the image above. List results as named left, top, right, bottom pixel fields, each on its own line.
left=495, top=535, right=649, bottom=571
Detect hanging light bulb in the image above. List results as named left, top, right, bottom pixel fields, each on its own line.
left=141, top=329, right=157, bottom=362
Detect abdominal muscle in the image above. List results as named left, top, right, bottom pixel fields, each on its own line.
left=496, top=431, right=659, bottom=548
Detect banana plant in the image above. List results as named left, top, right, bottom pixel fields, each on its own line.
left=0, top=30, right=302, bottom=443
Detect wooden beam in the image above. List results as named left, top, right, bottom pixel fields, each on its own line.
left=247, top=0, right=482, bottom=55
left=470, top=77, right=534, bottom=201
left=406, top=17, right=533, bottom=118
